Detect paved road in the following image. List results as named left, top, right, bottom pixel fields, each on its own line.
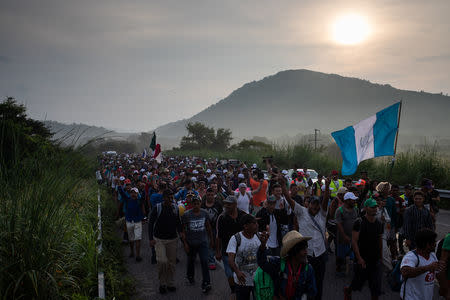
left=123, top=211, right=450, bottom=300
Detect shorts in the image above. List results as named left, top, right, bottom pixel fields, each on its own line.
left=222, top=254, right=233, bottom=278
left=351, top=260, right=383, bottom=297
left=126, top=221, right=142, bottom=241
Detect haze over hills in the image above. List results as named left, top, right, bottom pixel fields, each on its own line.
left=155, top=69, right=450, bottom=145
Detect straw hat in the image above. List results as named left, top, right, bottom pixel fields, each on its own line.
left=280, top=231, right=312, bottom=258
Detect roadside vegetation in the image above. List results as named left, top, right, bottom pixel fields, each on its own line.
left=0, top=98, right=132, bottom=299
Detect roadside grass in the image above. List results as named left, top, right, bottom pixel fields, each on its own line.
left=0, top=147, right=133, bottom=299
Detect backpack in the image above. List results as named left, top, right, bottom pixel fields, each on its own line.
left=254, top=259, right=309, bottom=300
left=154, top=202, right=179, bottom=231
left=387, top=250, right=419, bottom=294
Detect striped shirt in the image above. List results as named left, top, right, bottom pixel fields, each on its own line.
left=403, top=205, right=433, bottom=241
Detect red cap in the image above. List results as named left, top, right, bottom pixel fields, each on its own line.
left=331, top=170, right=339, bottom=175
left=124, top=179, right=132, bottom=184
left=355, top=179, right=366, bottom=186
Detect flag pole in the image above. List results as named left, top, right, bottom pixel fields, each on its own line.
left=389, top=100, right=402, bottom=178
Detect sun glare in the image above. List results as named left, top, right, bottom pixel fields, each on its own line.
left=332, top=14, right=370, bottom=45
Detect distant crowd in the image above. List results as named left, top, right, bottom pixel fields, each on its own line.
left=98, top=153, right=450, bottom=300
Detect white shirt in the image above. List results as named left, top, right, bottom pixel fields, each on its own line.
left=400, top=251, right=437, bottom=300
left=293, top=202, right=327, bottom=257
left=267, top=214, right=278, bottom=248
left=235, top=191, right=251, bottom=214
left=226, top=232, right=261, bottom=286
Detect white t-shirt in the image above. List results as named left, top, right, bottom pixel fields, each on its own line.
left=400, top=251, right=437, bottom=300
left=235, top=191, right=251, bottom=214
left=267, top=214, right=278, bottom=248
left=226, top=232, right=261, bottom=286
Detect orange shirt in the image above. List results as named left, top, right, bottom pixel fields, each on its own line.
left=250, top=178, right=268, bottom=207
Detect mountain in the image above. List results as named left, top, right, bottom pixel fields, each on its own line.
left=43, top=120, right=126, bottom=146
left=154, top=69, right=450, bottom=145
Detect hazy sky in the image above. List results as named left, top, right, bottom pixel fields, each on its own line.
left=1, top=0, right=449, bottom=132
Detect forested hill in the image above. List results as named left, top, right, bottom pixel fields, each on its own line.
left=43, top=120, right=119, bottom=146
left=154, top=69, right=450, bottom=140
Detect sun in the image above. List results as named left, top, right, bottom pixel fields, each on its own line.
left=332, top=14, right=370, bottom=45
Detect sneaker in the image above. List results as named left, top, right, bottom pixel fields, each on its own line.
left=208, top=263, right=216, bottom=270
left=136, top=256, right=142, bottom=262
left=151, top=255, right=157, bottom=264
left=186, top=277, right=195, bottom=286
left=167, top=286, right=176, bottom=292
left=344, top=286, right=352, bottom=300
left=159, top=285, right=167, bottom=294
left=202, top=283, right=212, bottom=293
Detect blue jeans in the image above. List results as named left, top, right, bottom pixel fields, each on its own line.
left=187, top=241, right=210, bottom=284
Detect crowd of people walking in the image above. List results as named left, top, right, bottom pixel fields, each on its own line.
left=99, top=153, right=450, bottom=300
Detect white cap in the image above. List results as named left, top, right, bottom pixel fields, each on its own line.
left=191, top=176, right=197, bottom=182
left=119, top=176, right=125, bottom=181
left=193, top=170, right=199, bottom=174
left=252, top=163, right=257, bottom=168
left=344, top=192, right=358, bottom=201
left=206, top=169, right=211, bottom=173
left=238, top=173, right=245, bottom=179
left=140, top=168, right=145, bottom=172
left=223, top=169, right=228, bottom=173
left=282, top=170, right=288, bottom=175
left=130, top=187, right=139, bottom=193
left=133, top=170, right=139, bottom=174
left=239, top=182, right=247, bottom=188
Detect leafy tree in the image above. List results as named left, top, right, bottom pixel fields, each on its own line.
left=229, top=139, right=272, bottom=151
left=0, top=97, right=54, bottom=165
left=180, top=122, right=232, bottom=150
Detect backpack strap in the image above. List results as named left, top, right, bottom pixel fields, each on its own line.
left=234, top=232, right=242, bottom=254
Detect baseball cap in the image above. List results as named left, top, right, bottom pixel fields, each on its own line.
left=282, top=170, right=288, bottom=175
left=331, top=170, right=339, bottom=176
left=355, top=179, right=366, bottom=186
left=206, top=169, right=212, bottom=173
left=124, top=179, right=131, bottom=184
left=337, top=187, right=348, bottom=194
left=252, top=163, right=257, bottom=169
left=239, top=183, right=247, bottom=188
left=238, top=173, right=245, bottom=179
left=223, top=195, right=237, bottom=204
left=344, top=192, right=358, bottom=201
left=404, top=184, right=413, bottom=190
left=186, top=191, right=196, bottom=197
left=130, top=187, right=139, bottom=193
left=364, top=198, right=378, bottom=208
left=119, top=176, right=125, bottom=181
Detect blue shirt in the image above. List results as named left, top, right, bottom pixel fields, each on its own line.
left=150, top=193, right=164, bottom=207
left=118, top=186, right=143, bottom=222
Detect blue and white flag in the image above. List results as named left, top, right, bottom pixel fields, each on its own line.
left=331, top=102, right=400, bottom=175
left=142, top=148, right=147, bottom=159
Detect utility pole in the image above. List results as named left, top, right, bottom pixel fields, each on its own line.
left=308, top=129, right=321, bottom=150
